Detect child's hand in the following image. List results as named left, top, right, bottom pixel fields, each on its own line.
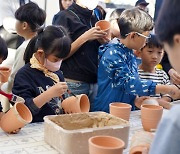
left=134, top=96, right=150, bottom=109
left=82, top=27, right=107, bottom=41
left=47, top=82, right=68, bottom=98
left=157, top=98, right=172, bottom=110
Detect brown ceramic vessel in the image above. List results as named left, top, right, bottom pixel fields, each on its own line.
left=130, top=131, right=154, bottom=154
left=89, top=135, right=125, bottom=154
left=62, top=94, right=90, bottom=113
left=95, top=20, right=111, bottom=39
left=141, top=104, right=163, bottom=132
left=0, top=102, right=32, bottom=133
left=109, top=103, right=132, bottom=121
left=0, top=66, right=11, bottom=83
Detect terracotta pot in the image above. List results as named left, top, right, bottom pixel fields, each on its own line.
left=0, top=66, right=11, bottom=83
left=141, top=104, right=163, bottom=132
left=95, top=20, right=111, bottom=39
left=89, top=135, right=125, bottom=154
left=0, top=102, right=32, bottom=133
left=142, top=98, right=159, bottom=106
left=109, top=103, right=132, bottom=121
left=130, top=131, right=154, bottom=154
left=62, top=94, right=90, bottom=113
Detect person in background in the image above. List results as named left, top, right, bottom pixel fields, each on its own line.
left=137, top=34, right=172, bottom=109
left=0, top=0, right=31, bottom=49
left=149, top=0, right=180, bottom=153
left=53, top=0, right=107, bottom=110
left=59, top=0, right=74, bottom=10
left=92, top=8, right=180, bottom=113
left=0, top=36, right=8, bottom=119
left=53, top=0, right=74, bottom=24
left=12, top=26, right=71, bottom=122
left=94, top=4, right=106, bottom=20
left=135, top=0, right=149, bottom=12
left=109, top=8, right=125, bottom=39
left=1, top=2, right=46, bottom=94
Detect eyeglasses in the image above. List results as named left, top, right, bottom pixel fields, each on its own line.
left=125, top=32, right=151, bottom=39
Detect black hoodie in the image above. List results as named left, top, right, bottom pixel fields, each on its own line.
left=53, top=3, right=100, bottom=83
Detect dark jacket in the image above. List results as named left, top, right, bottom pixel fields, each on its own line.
left=12, top=63, right=64, bottom=122
left=53, top=3, right=100, bottom=83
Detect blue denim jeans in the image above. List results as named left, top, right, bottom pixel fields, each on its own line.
left=66, top=81, right=98, bottom=111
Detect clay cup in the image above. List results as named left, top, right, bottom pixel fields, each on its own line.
left=89, top=135, right=125, bottom=154
left=0, top=102, right=32, bottom=133
left=62, top=94, right=90, bottom=114
left=95, top=20, right=111, bottom=39
left=109, top=103, right=132, bottom=121
left=141, top=104, right=163, bottom=132
left=0, top=66, right=11, bottom=83
left=130, top=131, right=154, bottom=154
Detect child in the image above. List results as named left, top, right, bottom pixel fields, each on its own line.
left=0, top=36, right=8, bottom=120
left=12, top=26, right=71, bottom=122
left=92, top=8, right=180, bottom=113
left=2, top=2, right=46, bottom=93
left=149, top=0, right=180, bottom=153
left=137, top=34, right=172, bottom=109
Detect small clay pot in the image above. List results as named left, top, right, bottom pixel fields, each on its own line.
left=89, top=135, right=125, bottom=154
left=109, top=103, right=132, bottom=121
left=95, top=20, right=111, bottom=39
left=0, top=102, right=32, bottom=133
left=130, top=131, right=154, bottom=154
left=0, top=66, right=11, bottom=83
left=141, top=104, right=163, bottom=132
left=62, top=94, right=90, bottom=113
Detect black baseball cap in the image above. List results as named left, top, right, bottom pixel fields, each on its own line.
left=135, top=0, right=149, bottom=6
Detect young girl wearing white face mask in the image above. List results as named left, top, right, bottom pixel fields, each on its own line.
left=12, top=25, right=71, bottom=122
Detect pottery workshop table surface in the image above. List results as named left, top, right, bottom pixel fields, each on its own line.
left=0, top=111, right=144, bottom=154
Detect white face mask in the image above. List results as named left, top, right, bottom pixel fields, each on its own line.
left=80, top=0, right=99, bottom=10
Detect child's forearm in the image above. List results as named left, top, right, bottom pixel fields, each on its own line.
left=156, top=85, right=180, bottom=100
left=33, top=90, right=54, bottom=108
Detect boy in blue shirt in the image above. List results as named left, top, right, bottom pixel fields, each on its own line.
left=93, top=8, right=180, bottom=112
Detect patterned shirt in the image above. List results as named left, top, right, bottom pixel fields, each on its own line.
left=93, top=40, right=157, bottom=112
left=138, top=68, right=170, bottom=98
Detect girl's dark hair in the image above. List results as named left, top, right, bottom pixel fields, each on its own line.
left=118, top=8, right=154, bottom=38
left=141, top=34, right=162, bottom=50
left=0, top=36, right=8, bottom=60
left=24, top=26, right=71, bottom=64
left=15, top=2, right=46, bottom=32
left=109, top=8, right=125, bottom=21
